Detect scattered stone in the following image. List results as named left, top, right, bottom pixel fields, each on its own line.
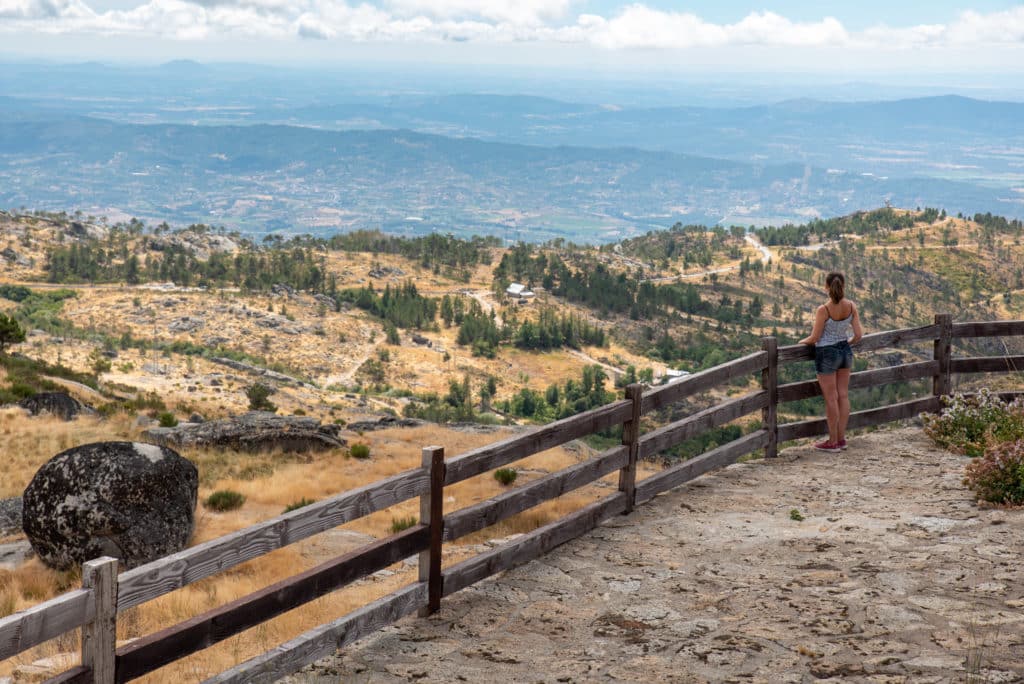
left=346, top=416, right=424, bottom=432
left=168, top=316, right=205, bottom=333
left=0, top=497, right=23, bottom=536
left=134, top=414, right=157, bottom=428
left=144, top=412, right=345, bottom=453
left=368, top=266, right=404, bottom=279
left=208, top=356, right=311, bottom=387
left=313, top=293, right=336, bottom=309
left=18, top=392, right=94, bottom=421
left=1, top=246, right=29, bottom=266
left=271, top=283, right=296, bottom=297
left=0, top=540, right=33, bottom=569
left=22, top=442, right=198, bottom=570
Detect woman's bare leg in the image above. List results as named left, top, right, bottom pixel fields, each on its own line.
left=836, top=367, right=851, bottom=442
left=817, top=372, right=839, bottom=443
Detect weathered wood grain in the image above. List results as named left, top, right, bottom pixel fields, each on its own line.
left=444, top=445, right=629, bottom=542
left=81, top=557, right=118, bottom=684
left=762, top=338, right=778, bottom=458
left=777, top=323, right=941, bottom=365
left=0, top=589, right=93, bottom=661
left=635, top=430, right=769, bottom=505
left=44, top=666, right=90, bottom=683
left=638, top=391, right=768, bottom=461
left=202, top=583, right=427, bottom=684
left=777, top=361, right=939, bottom=404
left=777, top=396, right=941, bottom=442
left=114, top=527, right=428, bottom=682
left=419, top=447, right=445, bottom=617
left=951, top=356, right=1024, bottom=374
left=952, top=320, right=1024, bottom=339
left=117, top=467, right=428, bottom=611
left=442, top=492, right=629, bottom=597
left=444, top=400, right=631, bottom=485
left=933, top=314, right=953, bottom=397
left=641, top=352, right=767, bottom=414
left=618, top=384, right=644, bottom=512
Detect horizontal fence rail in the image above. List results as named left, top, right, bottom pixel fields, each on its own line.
left=5, top=314, right=1022, bottom=684
left=117, top=468, right=429, bottom=612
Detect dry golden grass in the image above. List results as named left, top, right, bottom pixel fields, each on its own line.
left=1, top=414, right=658, bottom=681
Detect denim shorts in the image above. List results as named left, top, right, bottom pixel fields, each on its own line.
left=815, top=341, right=853, bottom=375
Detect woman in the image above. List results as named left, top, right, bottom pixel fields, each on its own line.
left=799, top=272, right=863, bottom=452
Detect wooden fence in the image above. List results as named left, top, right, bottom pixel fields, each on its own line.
left=2, top=314, right=1022, bottom=683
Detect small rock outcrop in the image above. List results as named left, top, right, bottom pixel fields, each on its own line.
left=0, top=496, right=22, bottom=536
left=22, top=442, right=198, bottom=570
left=18, top=392, right=94, bottom=421
left=346, top=416, right=424, bottom=432
left=144, top=411, right=345, bottom=452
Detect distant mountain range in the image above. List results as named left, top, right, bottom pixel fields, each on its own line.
left=0, top=63, right=1021, bottom=238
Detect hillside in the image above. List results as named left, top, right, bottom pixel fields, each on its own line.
left=2, top=206, right=1024, bottom=680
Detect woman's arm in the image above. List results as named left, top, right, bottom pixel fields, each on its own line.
left=849, top=304, right=863, bottom=344
left=798, top=306, right=827, bottom=345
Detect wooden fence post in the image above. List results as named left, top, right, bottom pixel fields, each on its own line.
left=81, top=556, right=118, bottom=684
left=761, top=337, right=778, bottom=458
left=618, top=383, right=644, bottom=513
left=933, top=313, right=953, bottom=398
left=418, top=446, right=445, bottom=617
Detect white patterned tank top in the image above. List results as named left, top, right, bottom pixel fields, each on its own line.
left=817, top=308, right=852, bottom=347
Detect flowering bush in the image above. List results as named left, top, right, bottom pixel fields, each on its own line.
left=964, top=440, right=1024, bottom=506
left=922, top=389, right=1024, bottom=457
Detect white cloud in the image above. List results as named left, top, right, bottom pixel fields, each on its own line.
left=0, top=0, right=92, bottom=20
left=0, top=0, right=1022, bottom=52
left=385, top=0, right=572, bottom=26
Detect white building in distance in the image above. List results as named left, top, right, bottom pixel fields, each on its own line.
left=505, top=283, right=536, bottom=301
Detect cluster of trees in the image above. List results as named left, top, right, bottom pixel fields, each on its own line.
left=755, top=207, right=940, bottom=246
left=327, top=230, right=498, bottom=276
left=454, top=300, right=503, bottom=357
left=338, top=282, right=438, bottom=330
left=607, top=222, right=737, bottom=268
left=451, top=300, right=609, bottom=357
left=46, top=241, right=328, bottom=293
left=499, top=365, right=615, bottom=422
left=403, top=374, right=499, bottom=424
left=513, top=309, right=606, bottom=350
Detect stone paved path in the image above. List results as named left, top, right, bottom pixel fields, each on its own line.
left=288, top=428, right=1024, bottom=683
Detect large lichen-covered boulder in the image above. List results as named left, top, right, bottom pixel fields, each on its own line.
left=18, top=392, right=94, bottom=421
left=143, top=411, right=345, bottom=453
left=22, top=442, right=198, bottom=570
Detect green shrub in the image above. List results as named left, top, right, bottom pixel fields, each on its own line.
left=246, top=382, right=277, bottom=412
left=390, top=515, right=418, bottom=533
left=789, top=509, right=805, bottom=521
left=283, top=497, right=317, bottom=513
left=350, top=443, right=371, bottom=459
left=204, top=490, right=246, bottom=512
left=494, top=467, right=517, bottom=486
left=922, top=390, right=1024, bottom=457
left=964, top=440, right=1024, bottom=505
left=157, top=411, right=179, bottom=427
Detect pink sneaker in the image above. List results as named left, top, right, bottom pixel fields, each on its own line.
left=814, top=440, right=841, bottom=453
left=837, top=439, right=848, bottom=450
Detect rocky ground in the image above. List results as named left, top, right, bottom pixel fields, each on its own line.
left=287, top=427, right=1024, bottom=683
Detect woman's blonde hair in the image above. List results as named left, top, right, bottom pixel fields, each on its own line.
left=826, top=272, right=845, bottom=304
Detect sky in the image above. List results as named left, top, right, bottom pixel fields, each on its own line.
left=1, top=0, right=1022, bottom=73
